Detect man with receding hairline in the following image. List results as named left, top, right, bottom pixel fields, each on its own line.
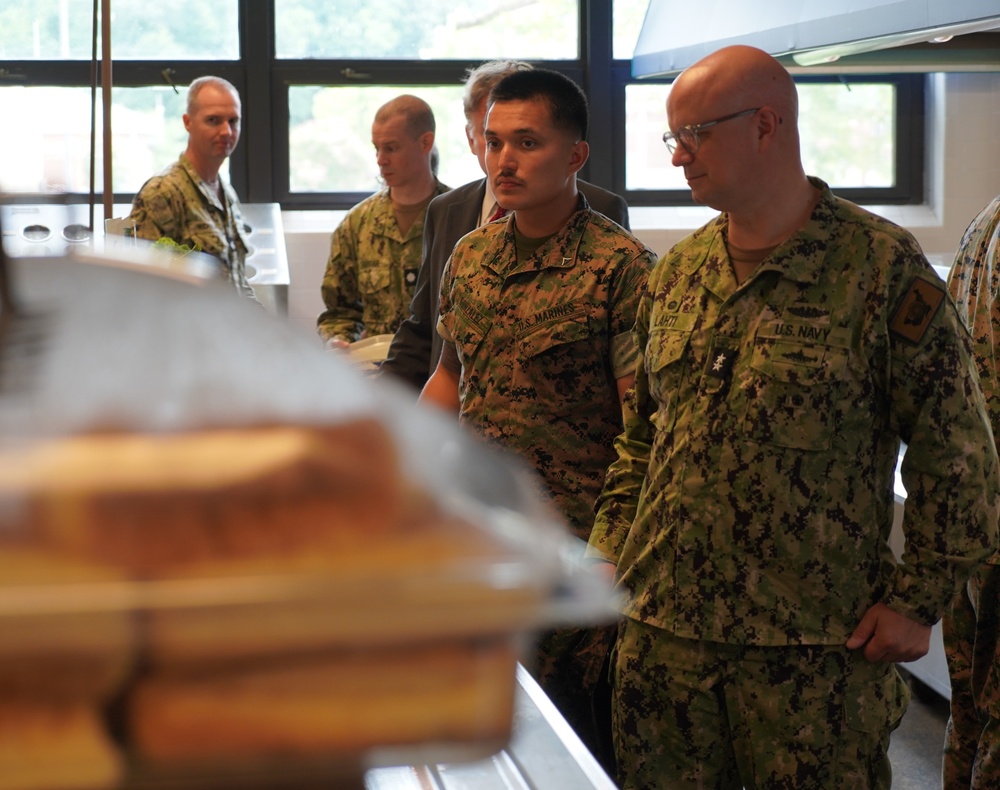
left=317, top=94, right=448, bottom=348
left=129, top=76, right=255, bottom=299
left=589, top=45, right=998, bottom=788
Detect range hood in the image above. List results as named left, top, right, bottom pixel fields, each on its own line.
left=632, top=0, right=1000, bottom=77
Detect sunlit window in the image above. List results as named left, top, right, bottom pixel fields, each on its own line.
left=289, top=85, right=482, bottom=193
left=0, top=86, right=228, bottom=195
left=275, top=0, right=579, bottom=60
left=625, top=81, right=896, bottom=193
left=613, top=0, right=649, bottom=61
left=0, top=1, right=239, bottom=60
left=0, top=1, right=924, bottom=207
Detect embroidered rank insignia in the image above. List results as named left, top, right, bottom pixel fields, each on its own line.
left=705, top=347, right=736, bottom=381
left=404, top=268, right=419, bottom=287
left=889, top=276, right=945, bottom=345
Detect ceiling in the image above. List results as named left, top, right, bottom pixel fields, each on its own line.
left=632, top=1, right=1000, bottom=77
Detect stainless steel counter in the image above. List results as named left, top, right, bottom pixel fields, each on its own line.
left=365, top=665, right=618, bottom=790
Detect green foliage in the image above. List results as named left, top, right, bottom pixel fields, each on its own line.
left=153, top=236, right=201, bottom=254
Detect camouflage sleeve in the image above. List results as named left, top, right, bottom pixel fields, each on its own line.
left=948, top=201, right=1000, bottom=448
left=947, top=200, right=1000, bottom=568
left=609, top=247, right=656, bottom=379
left=884, top=249, right=1000, bottom=624
left=588, top=269, right=658, bottom=564
left=317, top=217, right=364, bottom=343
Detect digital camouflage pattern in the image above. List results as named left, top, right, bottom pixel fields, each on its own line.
left=317, top=182, right=449, bottom=343
left=129, top=154, right=254, bottom=298
left=944, top=563, right=1000, bottom=788
left=614, top=617, right=910, bottom=790
left=590, top=177, right=999, bottom=787
left=437, top=197, right=655, bottom=762
left=591, top=178, right=999, bottom=645
left=944, top=194, right=1000, bottom=788
left=948, top=194, right=1000, bottom=566
left=439, top=198, right=655, bottom=539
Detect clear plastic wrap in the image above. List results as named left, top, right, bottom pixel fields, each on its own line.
left=0, top=254, right=617, bottom=788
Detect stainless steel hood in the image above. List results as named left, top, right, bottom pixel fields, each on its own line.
left=632, top=0, right=1000, bottom=77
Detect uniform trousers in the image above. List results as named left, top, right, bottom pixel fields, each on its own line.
left=612, top=617, right=909, bottom=789
left=943, top=562, right=1000, bottom=788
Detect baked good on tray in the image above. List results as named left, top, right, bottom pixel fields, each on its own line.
left=128, top=637, right=517, bottom=768
left=0, top=419, right=402, bottom=574
left=0, top=417, right=541, bottom=782
left=0, top=548, right=136, bottom=703
left=0, top=701, right=123, bottom=790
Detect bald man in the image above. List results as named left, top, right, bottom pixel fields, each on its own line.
left=317, top=95, right=449, bottom=348
left=588, top=45, right=998, bottom=789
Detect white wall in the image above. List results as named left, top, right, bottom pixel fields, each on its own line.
left=281, top=72, right=1000, bottom=334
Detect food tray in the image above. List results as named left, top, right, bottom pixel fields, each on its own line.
left=0, top=254, right=617, bottom=788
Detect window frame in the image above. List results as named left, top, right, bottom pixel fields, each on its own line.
left=0, top=0, right=925, bottom=209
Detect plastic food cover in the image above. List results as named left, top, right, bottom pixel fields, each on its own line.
left=0, top=253, right=618, bottom=788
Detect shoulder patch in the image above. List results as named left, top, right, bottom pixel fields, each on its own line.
left=889, top=276, right=945, bottom=344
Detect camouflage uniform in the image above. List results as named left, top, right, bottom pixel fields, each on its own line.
left=589, top=178, right=1000, bottom=789
left=944, top=194, right=1000, bottom=789
left=317, top=181, right=449, bottom=343
left=437, top=197, right=655, bottom=762
left=129, top=154, right=255, bottom=298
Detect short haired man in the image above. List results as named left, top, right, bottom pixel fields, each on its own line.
left=420, top=68, right=656, bottom=764
left=588, top=45, right=999, bottom=789
left=379, top=60, right=630, bottom=389
left=317, top=95, right=448, bottom=348
left=944, top=193, right=1000, bottom=788
left=129, top=76, right=255, bottom=299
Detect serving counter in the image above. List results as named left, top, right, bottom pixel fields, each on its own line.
left=366, top=665, right=617, bottom=790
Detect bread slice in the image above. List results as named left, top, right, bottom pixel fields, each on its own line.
left=0, top=419, right=402, bottom=573
left=0, top=701, right=123, bottom=790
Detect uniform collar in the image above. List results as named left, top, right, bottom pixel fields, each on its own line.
left=178, top=154, right=227, bottom=211
left=681, top=176, right=837, bottom=292
left=483, top=193, right=593, bottom=277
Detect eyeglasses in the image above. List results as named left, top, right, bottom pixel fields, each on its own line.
left=662, top=107, right=761, bottom=155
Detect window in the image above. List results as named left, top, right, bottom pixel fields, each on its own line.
left=0, top=0, right=925, bottom=209
left=623, top=75, right=921, bottom=204
left=0, top=1, right=240, bottom=60
left=274, top=0, right=579, bottom=60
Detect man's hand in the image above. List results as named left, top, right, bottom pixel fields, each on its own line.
left=845, top=602, right=931, bottom=663
left=325, top=337, right=350, bottom=350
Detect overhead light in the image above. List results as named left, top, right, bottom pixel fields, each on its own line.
left=632, top=0, right=1000, bottom=77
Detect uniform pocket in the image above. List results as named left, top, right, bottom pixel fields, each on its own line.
left=358, top=265, right=390, bottom=298
left=514, top=310, right=603, bottom=416
left=743, top=339, right=849, bottom=451
left=644, top=328, right=691, bottom=430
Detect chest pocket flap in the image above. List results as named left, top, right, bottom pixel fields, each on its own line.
left=358, top=266, right=390, bottom=295
left=518, top=309, right=591, bottom=358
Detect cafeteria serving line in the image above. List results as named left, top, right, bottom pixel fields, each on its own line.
left=2, top=2, right=1000, bottom=789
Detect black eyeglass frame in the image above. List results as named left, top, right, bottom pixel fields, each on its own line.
left=662, top=107, right=762, bottom=155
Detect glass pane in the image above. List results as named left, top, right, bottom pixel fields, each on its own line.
left=289, top=86, right=484, bottom=193
left=0, top=86, right=224, bottom=196
left=624, top=84, right=688, bottom=191
left=625, top=81, right=896, bottom=192
left=799, top=83, right=895, bottom=188
left=276, top=0, right=578, bottom=60
left=0, top=1, right=239, bottom=60
left=613, top=0, right=649, bottom=61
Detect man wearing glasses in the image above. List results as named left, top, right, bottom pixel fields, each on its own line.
left=588, top=44, right=999, bottom=788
